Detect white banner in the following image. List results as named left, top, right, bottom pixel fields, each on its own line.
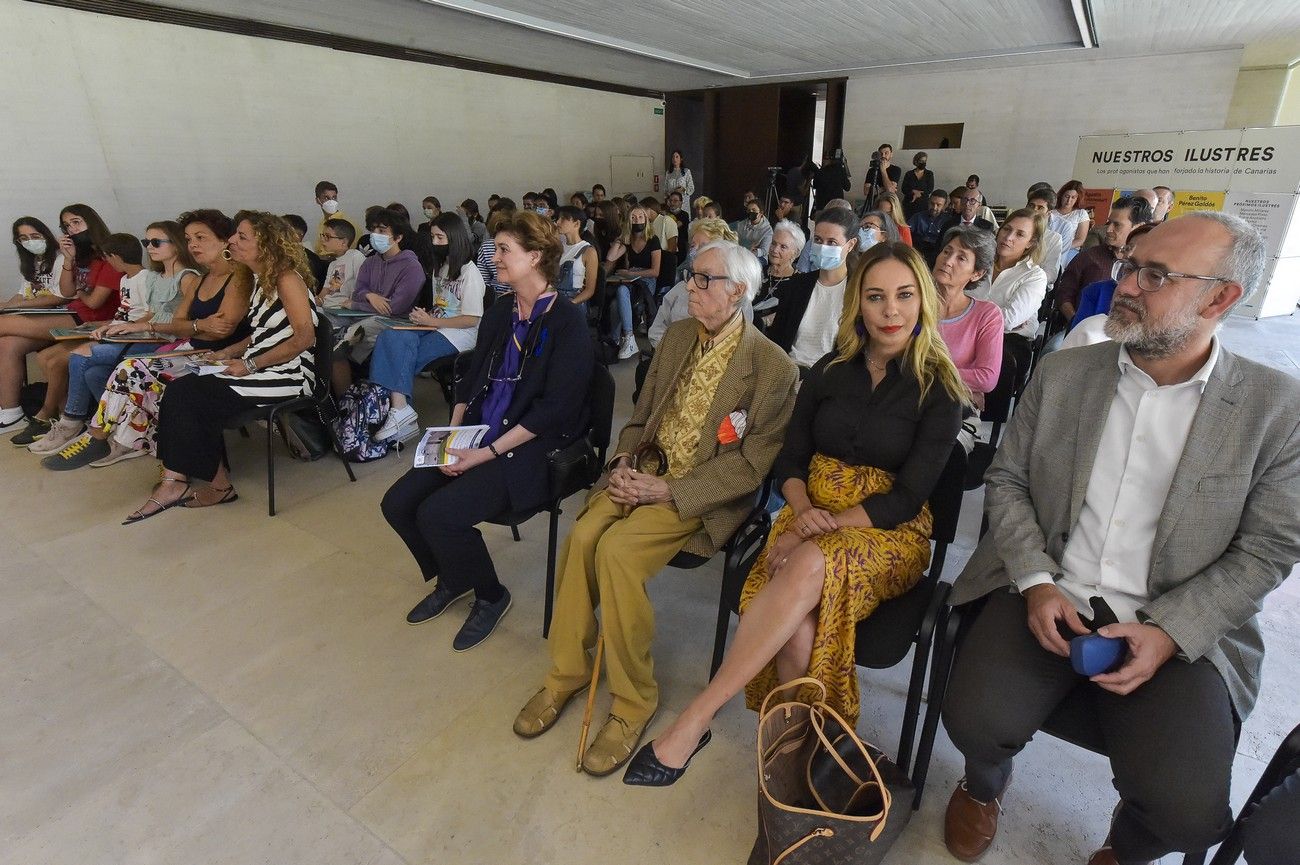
left=1073, top=126, right=1300, bottom=318
left=1072, top=127, right=1300, bottom=194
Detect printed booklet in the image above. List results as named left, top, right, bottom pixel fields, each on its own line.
left=413, top=425, right=489, bottom=468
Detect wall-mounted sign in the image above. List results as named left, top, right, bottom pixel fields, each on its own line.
left=1073, top=126, right=1300, bottom=319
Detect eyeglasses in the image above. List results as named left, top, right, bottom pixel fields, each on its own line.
left=320, top=234, right=344, bottom=242
left=1114, top=259, right=1229, bottom=293
left=140, top=238, right=172, bottom=248
left=684, top=269, right=730, bottom=291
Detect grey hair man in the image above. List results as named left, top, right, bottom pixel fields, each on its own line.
left=941, top=212, right=1300, bottom=865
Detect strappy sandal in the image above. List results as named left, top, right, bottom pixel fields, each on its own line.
left=183, top=484, right=239, bottom=508
left=122, top=478, right=192, bottom=525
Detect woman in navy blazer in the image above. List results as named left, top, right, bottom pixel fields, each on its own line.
left=381, top=211, right=594, bottom=652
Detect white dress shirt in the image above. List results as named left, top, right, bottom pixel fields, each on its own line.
left=1017, top=337, right=1221, bottom=622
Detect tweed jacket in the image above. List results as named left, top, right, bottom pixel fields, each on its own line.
left=600, top=317, right=798, bottom=557
left=950, top=340, right=1300, bottom=717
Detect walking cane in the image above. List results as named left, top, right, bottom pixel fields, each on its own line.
left=575, top=630, right=605, bottom=771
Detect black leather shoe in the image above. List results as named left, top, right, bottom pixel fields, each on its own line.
left=622, top=729, right=712, bottom=787
left=452, top=588, right=512, bottom=651
left=406, top=584, right=471, bottom=625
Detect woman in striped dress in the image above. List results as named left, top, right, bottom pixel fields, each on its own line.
left=124, top=210, right=318, bottom=524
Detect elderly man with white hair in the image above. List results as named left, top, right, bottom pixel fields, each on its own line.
left=515, top=241, right=799, bottom=778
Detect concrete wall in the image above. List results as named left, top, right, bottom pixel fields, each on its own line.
left=840, top=48, right=1242, bottom=208
left=1, top=0, right=664, bottom=243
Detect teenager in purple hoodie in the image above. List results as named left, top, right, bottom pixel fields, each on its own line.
left=343, top=208, right=424, bottom=363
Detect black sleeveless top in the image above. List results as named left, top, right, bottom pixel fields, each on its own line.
left=189, top=272, right=252, bottom=350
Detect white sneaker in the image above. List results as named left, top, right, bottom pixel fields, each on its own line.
left=29, top=417, right=86, bottom=454
left=375, top=404, right=418, bottom=441
left=0, top=407, right=23, bottom=429
left=618, top=333, right=640, bottom=360
left=88, top=440, right=148, bottom=468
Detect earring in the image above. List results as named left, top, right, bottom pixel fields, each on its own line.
left=221, top=249, right=233, bottom=262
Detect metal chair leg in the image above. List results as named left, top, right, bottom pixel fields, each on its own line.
left=543, top=506, right=560, bottom=638
left=265, top=415, right=277, bottom=516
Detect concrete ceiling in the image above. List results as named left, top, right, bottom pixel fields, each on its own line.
left=134, top=0, right=1300, bottom=90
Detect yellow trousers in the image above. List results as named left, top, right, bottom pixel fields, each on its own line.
left=544, top=490, right=703, bottom=724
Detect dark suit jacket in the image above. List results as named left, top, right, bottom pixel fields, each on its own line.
left=950, top=341, right=1300, bottom=717
left=765, top=270, right=823, bottom=354
left=457, top=295, right=594, bottom=511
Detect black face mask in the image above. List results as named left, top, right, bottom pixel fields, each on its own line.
left=630, top=224, right=645, bottom=235
left=70, top=231, right=94, bottom=253
left=749, top=212, right=761, bottom=222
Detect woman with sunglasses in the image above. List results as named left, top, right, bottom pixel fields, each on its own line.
left=0, top=204, right=119, bottom=436
left=381, top=211, right=594, bottom=652
left=32, top=221, right=201, bottom=460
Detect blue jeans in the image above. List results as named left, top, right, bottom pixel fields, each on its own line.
left=610, top=277, right=654, bottom=338
left=369, top=328, right=458, bottom=398
left=65, top=342, right=134, bottom=418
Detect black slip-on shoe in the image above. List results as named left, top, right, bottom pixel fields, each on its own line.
left=452, top=589, right=512, bottom=651
left=406, top=584, right=472, bottom=625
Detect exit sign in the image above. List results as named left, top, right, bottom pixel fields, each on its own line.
left=654, top=107, right=664, bottom=115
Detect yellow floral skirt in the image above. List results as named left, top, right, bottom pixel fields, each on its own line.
left=742, top=453, right=932, bottom=725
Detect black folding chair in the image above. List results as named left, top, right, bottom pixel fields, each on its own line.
left=709, top=445, right=968, bottom=809
left=980, top=348, right=1019, bottom=448
left=484, top=364, right=616, bottom=637
left=1207, top=720, right=1300, bottom=865
left=421, top=349, right=474, bottom=422
left=222, top=315, right=357, bottom=516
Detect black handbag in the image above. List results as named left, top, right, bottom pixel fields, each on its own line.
left=547, top=437, right=599, bottom=500
left=278, top=408, right=331, bottom=461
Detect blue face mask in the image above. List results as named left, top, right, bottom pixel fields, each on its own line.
left=809, top=242, right=844, bottom=270
left=535, top=206, right=549, bottom=216
left=858, top=227, right=879, bottom=249
left=369, top=233, right=392, bottom=254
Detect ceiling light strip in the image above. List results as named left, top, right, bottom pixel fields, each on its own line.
left=1071, top=0, right=1099, bottom=50
left=415, top=0, right=751, bottom=78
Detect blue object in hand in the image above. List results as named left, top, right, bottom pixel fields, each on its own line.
left=1071, top=633, right=1126, bottom=676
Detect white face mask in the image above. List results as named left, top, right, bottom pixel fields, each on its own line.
left=321, top=199, right=340, bottom=215
left=21, top=238, right=48, bottom=255
left=423, top=208, right=435, bottom=219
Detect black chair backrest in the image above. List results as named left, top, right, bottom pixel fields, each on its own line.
left=586, top=364, right=615, bottom=463
left=309, top=313, right=335, bottom=403
left=928, top=444, right=967, bottom=547
left=981, top=345, right=1019, bottom=424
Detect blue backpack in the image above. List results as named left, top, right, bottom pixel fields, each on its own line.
left=332, top=382, right=395, bottom=462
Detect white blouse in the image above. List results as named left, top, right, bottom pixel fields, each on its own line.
left=969, top=258, right=1047, bottom=339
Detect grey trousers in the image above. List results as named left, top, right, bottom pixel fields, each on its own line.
left=942, top=589, right=1236, bottom=863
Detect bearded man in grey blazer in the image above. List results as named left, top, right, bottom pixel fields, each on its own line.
left=940, top=212, right=1300, bottom=865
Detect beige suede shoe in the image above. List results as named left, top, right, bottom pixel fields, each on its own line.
left=512, top=684, right=589, bottom=739
left=580, top=711, right=656, bottom=777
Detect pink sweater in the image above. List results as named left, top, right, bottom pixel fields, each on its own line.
left=940, top=298, right=1004, bottom=395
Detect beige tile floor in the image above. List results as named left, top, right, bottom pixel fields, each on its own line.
left=2, top=312, right=1297, bottom=865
